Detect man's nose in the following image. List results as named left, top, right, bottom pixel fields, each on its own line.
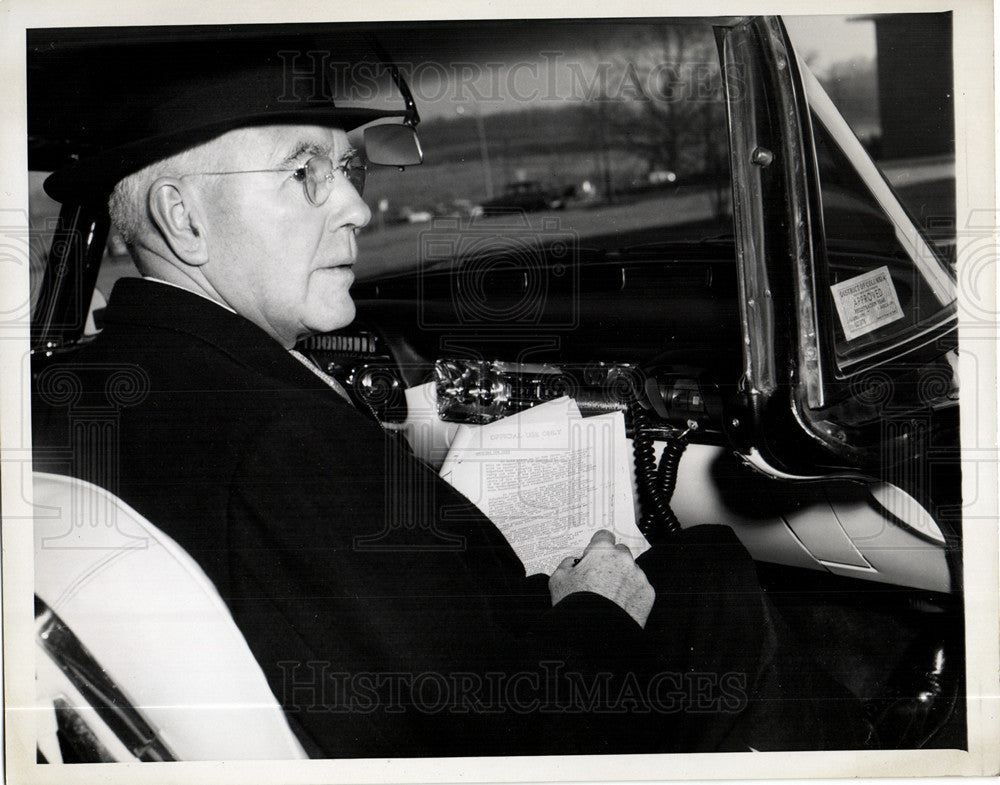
left=329, top=181, right=372, bottom=231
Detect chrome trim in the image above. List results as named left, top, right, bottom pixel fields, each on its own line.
left=758, top=17, right=825, bottom=410
left=36, top=598, right=175, bottom=762
left=835, top=316, right=958, bottom=375
left=721, top=21, right=777, bottom=397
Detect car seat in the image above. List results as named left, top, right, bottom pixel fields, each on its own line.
left=33, top=471, right=308, bottom=762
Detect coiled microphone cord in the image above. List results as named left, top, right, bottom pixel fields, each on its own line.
left=631, top=405, right=688, bottom=544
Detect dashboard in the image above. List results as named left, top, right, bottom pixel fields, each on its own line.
left=294, top=246, right=953, bottom=595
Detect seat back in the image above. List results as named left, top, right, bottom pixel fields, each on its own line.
left=33, top=471, right=307, bottom=761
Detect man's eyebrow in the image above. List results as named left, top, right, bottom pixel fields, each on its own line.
left=277, top=142, right=358, bottom=168
left=278, top=142, right=328, bottom=168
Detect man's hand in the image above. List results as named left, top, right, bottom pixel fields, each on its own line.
left=549, top=530, right=655, bottom=628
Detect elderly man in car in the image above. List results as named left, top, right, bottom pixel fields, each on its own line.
left=35, top=54, right=869, bottom=757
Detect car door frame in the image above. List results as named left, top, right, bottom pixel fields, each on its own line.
left=716, top=16, right=959, bottom=485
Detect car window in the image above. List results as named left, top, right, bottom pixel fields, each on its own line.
left=28, top=171, right=138, bottom=332
left=28, top=172, right=57, bottom=316
left=784, top=14, right=955, bottom=255
left=356, top=21, right=732, bottom=281
left=807, top=96, right=955, bottom=375
left=811, top=111, right=956, bottom=370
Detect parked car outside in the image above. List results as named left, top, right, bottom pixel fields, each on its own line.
left=479, top=180, right=568, bottom=215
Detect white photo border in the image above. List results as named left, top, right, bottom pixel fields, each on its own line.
left=2, top=0, right=997, bottom=782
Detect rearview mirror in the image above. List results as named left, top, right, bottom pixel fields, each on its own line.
left=364, top=124, right=423, bottom=166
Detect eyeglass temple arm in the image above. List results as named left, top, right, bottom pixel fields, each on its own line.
left=366, top=35, right=421, bottom=128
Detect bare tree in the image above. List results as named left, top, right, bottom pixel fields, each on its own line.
left=588, top=26, right=730, bottom=215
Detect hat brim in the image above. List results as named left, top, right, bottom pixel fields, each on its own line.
left=44, top=106, right=400, bottom=205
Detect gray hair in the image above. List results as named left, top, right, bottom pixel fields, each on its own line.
left=107, top=141, right=221, bottom=249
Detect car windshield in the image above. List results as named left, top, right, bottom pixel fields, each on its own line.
left=354, top=20, right=733, bottom=281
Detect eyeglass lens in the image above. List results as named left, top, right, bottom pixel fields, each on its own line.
left=304, top=155, right=366, bottom=204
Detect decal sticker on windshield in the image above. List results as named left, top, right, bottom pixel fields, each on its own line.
left=830, top=266, right=905, bottom=341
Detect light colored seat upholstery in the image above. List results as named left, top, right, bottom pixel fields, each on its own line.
left=33, top=471, right=307, bottom=761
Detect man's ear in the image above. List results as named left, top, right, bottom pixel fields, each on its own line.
left=147, top=177, right=209, bottom=266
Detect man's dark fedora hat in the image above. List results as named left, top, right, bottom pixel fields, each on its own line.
left=40, top=44, right=408, bottom=205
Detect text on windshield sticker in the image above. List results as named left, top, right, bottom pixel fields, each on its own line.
left=830, top=266, right=904, bottom=341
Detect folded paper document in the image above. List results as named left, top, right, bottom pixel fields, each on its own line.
left=440, top=397, right=649, bottom=576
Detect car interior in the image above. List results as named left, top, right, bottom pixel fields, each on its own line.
left=26, top=16, right=964, bottom=760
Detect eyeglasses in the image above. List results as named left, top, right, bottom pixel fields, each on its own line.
left=182, top=153, right=368, bottom=205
